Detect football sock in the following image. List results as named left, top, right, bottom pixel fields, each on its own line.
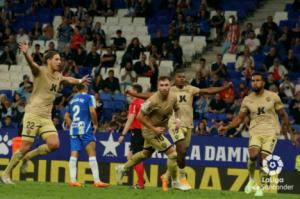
left=69, top=156, right=77, bottom=183
left=167, top=152, right=178, bottom=181
left=89, top=156, right=100, bottom=183
left=247, top=159, right=256, bottom=179
left=133, top=162, right=144, bottom=186
left=3, top=150, right=23, bottom=175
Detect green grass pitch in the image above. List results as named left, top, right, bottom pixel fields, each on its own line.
left=0, top=182, right=299, bottom=199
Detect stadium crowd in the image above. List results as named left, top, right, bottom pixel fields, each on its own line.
left=0, top=0, right=299, bottom=140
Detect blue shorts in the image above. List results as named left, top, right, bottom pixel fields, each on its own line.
left=70, top=133, right=96, bottom=152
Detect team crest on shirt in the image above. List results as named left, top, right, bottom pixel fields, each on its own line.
left=266, top=97, right=271, bottom=102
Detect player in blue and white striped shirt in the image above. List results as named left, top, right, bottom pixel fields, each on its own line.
left=64, top=84, right=109, bottom=187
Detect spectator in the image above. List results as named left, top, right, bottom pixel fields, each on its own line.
left=208, top=93, right=226, bottom=113
left=283, top=49, right=300, bottom=72
left=151, top=30, right=166, bottom=53
left=11, top=93, right=25, bottom=123
left=149, top=45, right=161, bottom=60
left=62, top=59, right=79, bottom=77
left=31, top=44, right=43, bottom=65
left=196, top=58, right=210, bottom=77
left=41, top=24, right=54, bottom=41
left=161, top=42, right=171, bottom=60
left=269, top=84, right=287, bottom=103
left=221, top=15, right=240, bottom=54
left=125, top=37, right=145, bottom=60
left=63, top=6, right=75, bottom=22
left=75, top=6, right=88, bottom=22
left=190, top=71, right=207, bottom=89
left=194, top=120, right=210, bottom=136
left=100, top=47, right=116, bottom=68
left=2, top=115, right=15, bottom=129
left=93, top=32, right=106, bottom=49
left=210, top=120, right=223, bottom=137
left=198, top=7, right=211, bottom=37
left=74, top=46, right=87, bottom=67
left=149, top=57, right=159, bottom=91
left=0, top=46, right=16, bottom=65
left=245, top=31, right=260, bottom=53
left=241, top=23, right=254, bottom=44
left=280, top=75, right=295, bottom=99
left=70, top=26, right=85, bottom=52
left=85, top=45, right=100, bottom=67
left=134, top=0, right=150, bottom=17
left=263, top=47, right=278, bottom=71
left=290, top=91, right=300, bottom=124
left=211, top=54, right=227, bottom=78
left=104, top=69, right=120, bottom=93
left=44, top=41, right=57, bottom=54
left=236, top=82, right=249, bottom=99
left=209, top=9, right=225, bottom=45
left=29, top=21, right=43, bottom=40
left=268, top=58, right=288, bottom=81
left=242, top=59, right=254, bottom=80
left=57, top=17, right=73, bottom=52
left=19, top=75, right=33, bottom=88
left=295, top=77, right=300, bottom=93
left=194, top=96, right=210, bottom=119
left=219, top=79, right=235, bottom=106
left=61, top=43, right=74, bottom=60
left=278, top=26, right=292, bottom=55
left=177, top=0, right=190, bottom=12
left=0, top=99, right=13, bottom=119
left=133, top=54, right=149, bottom=76
left=120, top=61, right=137, bottom=91
left=16, top=28, right=30, bottom=44
left=261, top=16, right=279, bottom=38
left=79, top=20, right=92, bottom=41
left=184, top=15, right=197, bottom=36
left=265, top=72, right=279, bottom=90
left=6, top=35, right=18, bottom=55
left=209, top=74, right=222, bottom=87
left=93, top=73, right=105, bottom=93
left=170, top=39, right=183, bottom=68
left=99, top=0, right=115, bottom=17
left=235, top=47, right=254, bottom=72
left=92, top=22, right=106, bottom=40
left=112, top=30, right=127, bottom=51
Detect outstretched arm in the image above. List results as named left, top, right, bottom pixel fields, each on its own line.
left=218, top=112, right=247, bottom=135
left=19, top=42, right=40, bottom=77
left=199, top=82, right=232, bottom=95
left=61, top=75, right=91, bottom=85
left=125, top=89, right=153, bottom=100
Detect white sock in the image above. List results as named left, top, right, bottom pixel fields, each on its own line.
left=89, top=156, right=100, bottom=183
left=69, top=156, right=77, bottom=183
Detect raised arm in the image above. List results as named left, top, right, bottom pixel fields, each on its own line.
left=199, top=82, right=232, bottom=95
left=19, top=42, right=40, bottom=77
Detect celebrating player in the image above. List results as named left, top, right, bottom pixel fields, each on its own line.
left=218, top=72, right=298, bottom=196
left=116, top=76, right=189, bottom=191
left=64, top=83, right=109, bottom=187
left=126, top=69, right=232, bottom=190
left=118, top=84, right=145, bottom=189
left=1, top=42, right=89, bottom=184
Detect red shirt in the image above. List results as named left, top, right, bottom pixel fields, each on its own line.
left=129, top=98, right=144, bottom=129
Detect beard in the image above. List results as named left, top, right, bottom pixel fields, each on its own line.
left=252, top=87, right=263, bottom=94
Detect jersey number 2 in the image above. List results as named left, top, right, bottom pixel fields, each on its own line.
left=73, top=105, right=80, bottom=121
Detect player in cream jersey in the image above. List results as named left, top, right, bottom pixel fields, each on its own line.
left=219, top=72, right=298, bottom=197
left=1, top=43, right=89, bottom=184
left=126, top=69, right=232, bottom=190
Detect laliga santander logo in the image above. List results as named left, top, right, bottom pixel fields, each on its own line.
left=262, top=155, right=284, bottom=176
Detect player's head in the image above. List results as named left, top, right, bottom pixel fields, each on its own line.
left=175, top=69, right=186, bottom=87
left=132, top=84, right=143, bottom=94
left=251, top=72, right=265, bottom=94
left=157, top=76, right=171, bottom=96
left=75, top=83, right=88, bottom=93
left=44, top=51, right=61, bottom=71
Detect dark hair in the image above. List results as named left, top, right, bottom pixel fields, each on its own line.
left=200, top=58, right=206, bottom=62
left=158, top=76, right=171, bottom=82
left=175, top=69, right=185, bottom=74
left=116, top=29, right=122, bottom=34
left=43, top=51, right=59, bottom=64
left=75, top=83, right=85, bottom=91
left=251, top=71, right=265, bottom=81
left=35, top=44, right=40, bottom=47
left=132, top=84, right=143, bottom=93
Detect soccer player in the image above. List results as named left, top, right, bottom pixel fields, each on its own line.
left=115, top=76, right=188, bottom=191
left=1, top=42, right=89, bottom=184
left=126, top=69, right=232, bottom=190
left=218, top=72, right=298, bottom=196
left=118, top=84, right=145, bottom=189
left=64, top=84, right=109, bottom=187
